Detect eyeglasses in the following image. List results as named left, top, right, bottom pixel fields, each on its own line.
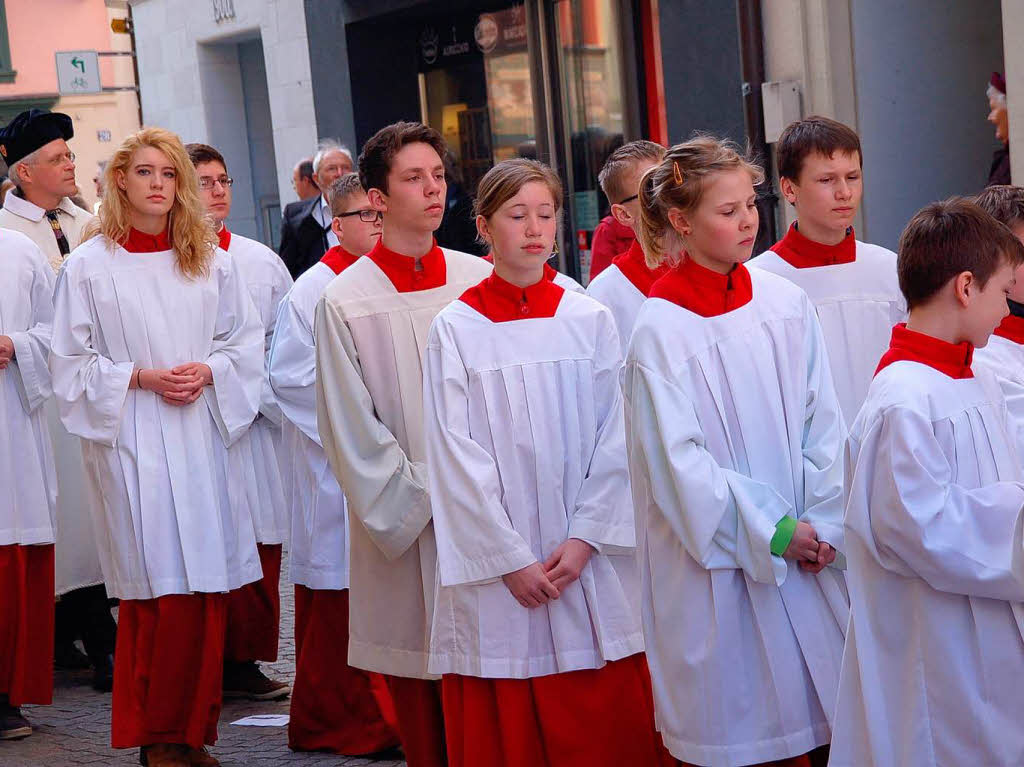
left=45, top=151, right=75, bottom=167
left=336, top=209, right=382, bottom=223
left=199, top=176, right=234, bottom=189
left=617, top=193, right=639, bottom=205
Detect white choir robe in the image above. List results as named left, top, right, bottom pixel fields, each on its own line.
left=49, top=236, right=265, bottom=600
left=0, top=230, right=57, bottom=546
left=623, top=267, right=849, bottom=767
left=548, top=266, right=585, bottom=294
left=586, top=265, right=646, bottom=357
left=423, top=287, right=642, bottom=678
left=315, top=247, right=492, bottom=679
left=831, top=360, right=1024, bottom=767
left=269, top=260, right=349, bottom=589
left=222, top=230, right=294, bottom=545
left=748, top=239, right=905, bottom=425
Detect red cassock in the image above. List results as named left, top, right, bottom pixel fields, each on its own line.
left=382, top=675, right=446, bottom=767
left=0, top=543, right=54, bottom=706
left=288, top=586, right=399, bottom=754
left=224, top=543, right=282, bottom=662
left=442, top=653, right=675, bottom=767
left=111, top=593, right=227, bottom=749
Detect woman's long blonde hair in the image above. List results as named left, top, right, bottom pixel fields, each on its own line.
left=637, top=135, right=764, bottom=268
left=85, top=127, right=216, bottom=278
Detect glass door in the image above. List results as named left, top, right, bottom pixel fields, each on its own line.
left=549, top=0, right=630, bottom=283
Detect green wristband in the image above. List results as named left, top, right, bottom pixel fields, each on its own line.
left=770, top=515, right=798, bottom=557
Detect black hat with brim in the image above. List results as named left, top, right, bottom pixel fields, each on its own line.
left=0, top=109, right=74, bottom=166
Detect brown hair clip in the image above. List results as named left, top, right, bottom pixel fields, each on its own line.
left=672, top=160, right=684, bottom=185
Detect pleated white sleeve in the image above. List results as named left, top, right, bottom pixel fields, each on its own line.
left=851, top=406, right=1024, bottom=602
left=251, top=256, right=293, bottom=426
left=567, top=309, right=634, bottom=552
left=9, top=250, right=55, bottom=413
left=314, top=295, right=430, bottom=561
left=268, top=290, right=320, bottom=445
left=796, top=301, right=847, bottom=552
left=423, top=319, right=536, bottom=587
left=50, top=261, right=135, bottom=446
left=625, top=361, right=788, bottom=585
left=201, top=257, right=265, bottom=447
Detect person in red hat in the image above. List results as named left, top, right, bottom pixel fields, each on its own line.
left=987, top=72, right=1011, bottom=186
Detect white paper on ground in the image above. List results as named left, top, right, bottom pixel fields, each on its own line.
left=230, top=714, right=290, bottom=727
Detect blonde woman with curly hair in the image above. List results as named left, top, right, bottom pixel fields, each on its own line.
left=624, top=136, right=847, bottom=766
left=49, top=127, right=265, bottom=767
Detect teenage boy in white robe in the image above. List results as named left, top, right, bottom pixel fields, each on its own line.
left=187, top=142, right=293, bottom=702
left=269, top=173, right=398, bottom=755
left=625, top=137, right=848, bottom=767
left=50, top=128, right=264, bottom=767
left=0, top=230, right=57, bottom=741
left=748, top=116, right=904, bottom=424
left=314, top=121, right=491, bottom=767
left=832, top=198, right=1024, bottom=766
left=586, top=140, right=668, bottom=354
left=423, top=158, right=673, bottom=766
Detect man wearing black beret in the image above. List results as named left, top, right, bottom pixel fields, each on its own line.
left=0, top=109, right=116, bottom=697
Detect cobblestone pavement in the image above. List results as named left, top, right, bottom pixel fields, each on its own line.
left=3, top=551, right=407, bottom=767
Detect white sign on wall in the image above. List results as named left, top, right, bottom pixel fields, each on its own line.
left=55, top=51, right=101, bottom=94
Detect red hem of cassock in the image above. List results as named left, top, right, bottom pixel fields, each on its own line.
left=442, top=652, right=675, bottom=767
left=224, top=543, right=281, bottom=663
left=111, top=593, right=227, bottom=749
left=288, top=586, right=400, bottom=754
left=383, top=674, right=446, bottom=767
left=0, top=544, right=54, bottom=705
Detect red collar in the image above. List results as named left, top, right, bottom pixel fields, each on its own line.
left=770, top=223, right=856, bottom=268
left=368, top=238, right=447, bottom=292
left=650, top=257, right=753, bottom=317
left=875, top=323, right=974, bottom=379
left=612, top=240, right=668, bottom=297
left=994, top=314, right=1024, bottom=345
left=121, top=227, right=171, bottom=253
left=217, top=226, right=231, bottom=251
left=321, top=245, right=361, bottom=275
left=460, top=271, right=565, bottom=322
left=484, top=253, right=560, bottom=284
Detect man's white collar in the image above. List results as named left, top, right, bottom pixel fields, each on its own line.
left=3, top=192, right=78, bottom=223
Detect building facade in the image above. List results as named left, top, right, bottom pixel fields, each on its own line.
left=0, top=0, right=141, bottom=210
left=128, top=0, right=1008, bottom=271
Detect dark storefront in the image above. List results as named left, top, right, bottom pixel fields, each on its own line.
left=305, top=0, right=775, bottom=281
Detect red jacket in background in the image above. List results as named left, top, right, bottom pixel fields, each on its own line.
left=589, top=215, right=636, bottom=281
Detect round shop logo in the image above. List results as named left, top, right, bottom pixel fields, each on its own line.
left=475, top=15, right=499, bottom=53
left=421, top=27, right=440, bottom=64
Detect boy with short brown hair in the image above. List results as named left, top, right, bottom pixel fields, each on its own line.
left=749, top=115, right=904, bottom=424
left=831, top=198, right=1024, bottom=766
left=587, top=140, right=667, bottom=353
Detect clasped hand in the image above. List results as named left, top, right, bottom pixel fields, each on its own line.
left=502, top=538, right=596, bottom=609
left=0, top=335, right=13, bottom=369
left=784, top=520, right=836, bottom=574
left=138, top=362, right=213, bottom=407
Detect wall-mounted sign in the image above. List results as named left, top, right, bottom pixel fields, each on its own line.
left=55, top=51, right=101, bottom=94
left=97, top=130, right=112, bottom=142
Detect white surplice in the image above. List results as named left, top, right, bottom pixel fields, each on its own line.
left=49, top=236, right=265, bottom=600
left=0, top=229, right=57, bottom=545
left=223, top=232, right=294, bottom=545
left=831, top=360, right=1024, bottom=767
left=315, top=249, right=492, bottom=679
left=423, top=288, right=641, bottom=678
left=748, top=241, right=905, bottom=424
left=623, top=269, right=849, bottom=767
left=550, top=268, right=584, bottom=294
left=586, top=263, right=645, bottom=357
left=269, top=260, right=348, bottom=589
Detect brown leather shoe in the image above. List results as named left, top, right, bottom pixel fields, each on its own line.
left=222, top=660, right=290, bottom=701
left=139, top=743, right=191, bottom=767
left=186, top=746, right=221, bottom=767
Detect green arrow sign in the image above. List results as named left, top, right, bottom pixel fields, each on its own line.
left=71, top=57, right=85, bottom=72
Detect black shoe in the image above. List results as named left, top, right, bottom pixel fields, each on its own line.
left=222, top=661, right=290, bottom=701
left=0, top=705, right=32, bottom=740
left=92, top=653, right=114, bottom=692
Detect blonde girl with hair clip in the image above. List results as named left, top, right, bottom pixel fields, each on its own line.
left=50, top=127, right=265, bottom=767
left=624, top=136, right=849, bottom=767
left=422, top=158, right=673, bottom=767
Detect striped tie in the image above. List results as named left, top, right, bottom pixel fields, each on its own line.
left=45, top=210, right=70, bottom=257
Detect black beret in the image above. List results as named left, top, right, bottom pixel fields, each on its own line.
left=0, top=109, right=74, bottom=166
